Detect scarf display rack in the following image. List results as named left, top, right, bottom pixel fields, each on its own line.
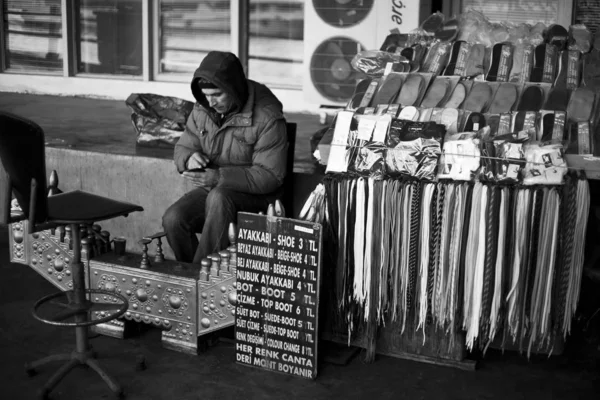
left=305, top=10, right=597, bottom=369
left=316, top=171, right=589, bottom=368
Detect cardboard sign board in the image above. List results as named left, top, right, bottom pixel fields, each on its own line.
left=235, top=212, right=322, bottom=379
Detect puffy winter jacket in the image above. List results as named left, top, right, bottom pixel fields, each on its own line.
left=174, top=51, right=287, bottom=195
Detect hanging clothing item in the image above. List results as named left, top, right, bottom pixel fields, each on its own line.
left=320, top=173, right=590, bottom=361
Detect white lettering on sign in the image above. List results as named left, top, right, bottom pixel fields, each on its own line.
left=237, top=243, right=274, bottom=258
left=236, top=352, right=251, bottom=364
left=265, top=338, right=301, bottom=354
left=237, top=270, right=260, bottom=283
left=272, top=264, right=301, bottom=278
left=282, top=354, right=313, bottom=368
left=391, top=0, right=405, bottom=25
left=260, top=274, right=294, bottom=289
left=277, top=363, right=313, bottom=379
left=237, top=228, right=272, bottom=244
left=276, top=249, right=303, bottom=263
left=237, top=294, right=255, bottom=306
left=260, top=287, right=286, bottom=298
left=255, top=347, right=280, bottom=360
left=235, top=214, right=321, bottom=379
left=243, top=258, right=269, bottom=272
left=277, top=235, right=295, bottom=247
left=253, top=358, right=277, bottom=369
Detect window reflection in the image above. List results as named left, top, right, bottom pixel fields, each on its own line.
left=248, top=0, right=304, bottom=87
left=3, top=0, right=63, bottom=73
left=77, top=0, right=143, bottom=76
left=462, top=0, right=558, bottom=25
left=159, top=0, right=231, bottom=75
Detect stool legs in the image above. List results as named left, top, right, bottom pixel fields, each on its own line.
left=25, top=353, right=71, bottom=376
left=26, top=224, right=125, bottom=399
left=86, top=358, right=123, bottom=394
left=38, top=359, right=79, bottom=398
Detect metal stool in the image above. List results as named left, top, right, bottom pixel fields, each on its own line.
left=25, top=224, right=129, bottom=399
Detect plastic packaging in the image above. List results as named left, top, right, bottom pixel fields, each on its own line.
left=385, top=138, right=442, bottom=180
left=353, top=144, right=387, bottom=178
left=420, top=11, right=445, bottom=35
left=438, top=130, right=483, bottom=181
left=494, top=139, right=527, bottom=183
left=490, top=22, right=511, bottom=46
left=458, top=10, right=489, bottom=43
left=507, top=23, right=531, bottom=44
left=351, top=51, right=409, bottom=77
left=380, top=33, right=410, bottom=53
left=509, top=39, right=534, bottom=83
left=422, top=41, right=453, bottom=75
left=480, top=132, right=528, bottom=183
left=569, top=24, right=593, bottom=53
left=529, top=22, right=546, bottom=46
left=522, top=142, right=568, bottom=185
left=126, top=93, right=194, bottom=147
left=386, top=119, right=445, bottom=147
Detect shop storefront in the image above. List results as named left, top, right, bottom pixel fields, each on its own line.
left=0, top=1, right=432, bottom=112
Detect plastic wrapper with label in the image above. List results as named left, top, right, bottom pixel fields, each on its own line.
left=522, top=142, right=568, bottom=185
left=385, top=138, right=442, bottom=180
left=480, top=132, right=528, bottom=183
left=351, top=51, right=409, bottom=77
left=386, top=119, right=445, bottom=148
left=438, top=131, right=481, bottom=181
left=422, top=41, right=453, bottom=75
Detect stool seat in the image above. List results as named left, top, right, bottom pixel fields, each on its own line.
left=47, top=190, right=143, bottom=224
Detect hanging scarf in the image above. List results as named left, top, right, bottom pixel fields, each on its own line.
left=479, top=185, right=499, bottom=349
left=564, top=176, right=590, bottom=336
left=465, top=183, right=488, bottom=350
left=417, top=183, right=436, bottom=335
left=487, top=187, right=510, bottom=349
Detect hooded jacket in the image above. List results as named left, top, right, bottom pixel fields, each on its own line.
left=174, top=51, right=287, bottom=195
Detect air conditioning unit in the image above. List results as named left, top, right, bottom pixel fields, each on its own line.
left=303, top=0, right=432, bottom=107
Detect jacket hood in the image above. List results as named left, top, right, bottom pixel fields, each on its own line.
left=191, top=51, right=249, bottom=116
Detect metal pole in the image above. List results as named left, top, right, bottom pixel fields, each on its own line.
left=70, top=223, right=90, bottom=354
left=238, top=0, right=249, bottom=75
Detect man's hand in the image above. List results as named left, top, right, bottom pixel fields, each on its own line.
left=186, top=152, right=210, bottom=170
left=182, top=168, right=219, bottom=189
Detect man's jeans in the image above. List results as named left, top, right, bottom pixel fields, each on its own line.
left=162, top=187, right=275, bottom=264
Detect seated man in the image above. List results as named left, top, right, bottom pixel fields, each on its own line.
left=163, top=51, right=287, bottom=263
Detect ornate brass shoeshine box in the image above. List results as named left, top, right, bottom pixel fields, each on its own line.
left=9, top=220, right=237, bottom=355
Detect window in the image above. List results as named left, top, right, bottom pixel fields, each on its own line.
left=1, top=1, right=306, bottom=91
left=462, top=0, right=559, bottom=25
left=158, top=0, right=231, bottom=77
left=76, top=0, right=143, bottom=76
left=574, top=0, right=600, bottom=33
left=3, top=0, right=63, bottom=73
left=247, top=0, right=304, bottom=88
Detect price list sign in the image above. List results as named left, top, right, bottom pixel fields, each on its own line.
left=234, top=212, right=322, bottom=379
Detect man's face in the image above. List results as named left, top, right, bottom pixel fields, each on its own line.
left=201, top=88, right=233, bottom=114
